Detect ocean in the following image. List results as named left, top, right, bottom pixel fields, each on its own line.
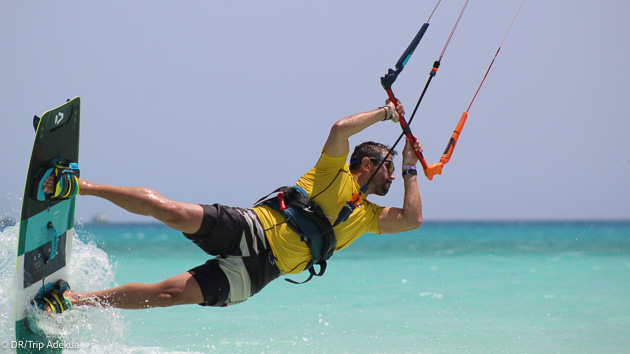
left=1, top=221, right=629, bottom=353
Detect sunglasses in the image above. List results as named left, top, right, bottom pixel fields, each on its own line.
left=370, top=158, right=395, bottom=174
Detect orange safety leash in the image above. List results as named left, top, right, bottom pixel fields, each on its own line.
left=425, top=0, right=525, bottom=180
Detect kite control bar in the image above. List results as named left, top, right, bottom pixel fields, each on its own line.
left=380, top=24, right=431, bottom=174
left=424, top=111, right=468, bottom=179
left=334, top=23, right=432, bottom=227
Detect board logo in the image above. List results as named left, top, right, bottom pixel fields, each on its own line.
left=54, top=112, right=65, bottom=125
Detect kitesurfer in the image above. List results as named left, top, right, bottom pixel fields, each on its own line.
left=40, top=99, right=423, bottom=310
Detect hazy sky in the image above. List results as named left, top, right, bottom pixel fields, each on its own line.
left=1, top=1, right=629, bottom=223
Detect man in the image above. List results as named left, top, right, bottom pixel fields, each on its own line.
left=41, top=99, right=422, bottom=310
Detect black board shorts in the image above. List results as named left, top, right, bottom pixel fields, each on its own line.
left=183, top=204, right=280, bottom=307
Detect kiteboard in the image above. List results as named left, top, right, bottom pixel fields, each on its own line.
left=15, top=97, right=80, bottom=352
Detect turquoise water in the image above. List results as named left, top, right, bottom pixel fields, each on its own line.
left=1, top=221, right=629, bottom=353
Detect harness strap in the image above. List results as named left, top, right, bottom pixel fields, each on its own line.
left=255, top=186, right=336, bottom=284
left=284, top=262, right=327, bottom=285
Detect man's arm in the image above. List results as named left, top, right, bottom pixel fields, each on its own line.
left=378, top=136, right=423, bottom=233
left=323, top=101, right=400, bottom=157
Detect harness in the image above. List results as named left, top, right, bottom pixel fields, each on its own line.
left=255, top=186, right=336, bottom=284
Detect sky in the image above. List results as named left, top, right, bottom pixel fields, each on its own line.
left=1, top=0, right=629, bottom=223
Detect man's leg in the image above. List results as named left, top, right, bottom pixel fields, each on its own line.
left=67, top=272, right=204, bottom=309
left=44, top=177, right=204, bottom=234
left=41, top=177, right=207, bottom=309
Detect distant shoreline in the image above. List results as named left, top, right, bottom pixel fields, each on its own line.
left=2, top=217, right=629, bottom=232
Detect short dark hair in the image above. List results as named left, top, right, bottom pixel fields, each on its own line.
left=349, top=141, right=397, bottom=171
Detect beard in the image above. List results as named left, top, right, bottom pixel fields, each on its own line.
left=373, top=178, right=392, bottom=196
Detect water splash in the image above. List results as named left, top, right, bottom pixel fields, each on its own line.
left=0, top=223, right=130, bottom=352
left=0, top=225, right=18, bottom=340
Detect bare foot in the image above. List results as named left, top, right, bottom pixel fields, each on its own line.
left=42, top=175, right=55, bottom=194
left=41, top=289, right=77, bottom=314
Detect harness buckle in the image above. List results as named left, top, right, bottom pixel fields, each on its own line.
left=277, top=192, right=287, bottom=211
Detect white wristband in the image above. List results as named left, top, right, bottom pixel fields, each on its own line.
left=381, top=105, right=393, bottom=121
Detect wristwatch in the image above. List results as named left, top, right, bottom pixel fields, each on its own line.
left=402, top=165, right=417, bottom=176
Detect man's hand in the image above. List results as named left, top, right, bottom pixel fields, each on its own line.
left=385, top=99, right=404, bottom=123
left=402, top=134, right=422, bottom=166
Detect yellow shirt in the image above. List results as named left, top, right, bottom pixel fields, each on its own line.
left=252, top=150, right=384, bottom=274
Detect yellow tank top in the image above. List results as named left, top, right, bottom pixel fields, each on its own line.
left=253, top=150, right=383, bottom=274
